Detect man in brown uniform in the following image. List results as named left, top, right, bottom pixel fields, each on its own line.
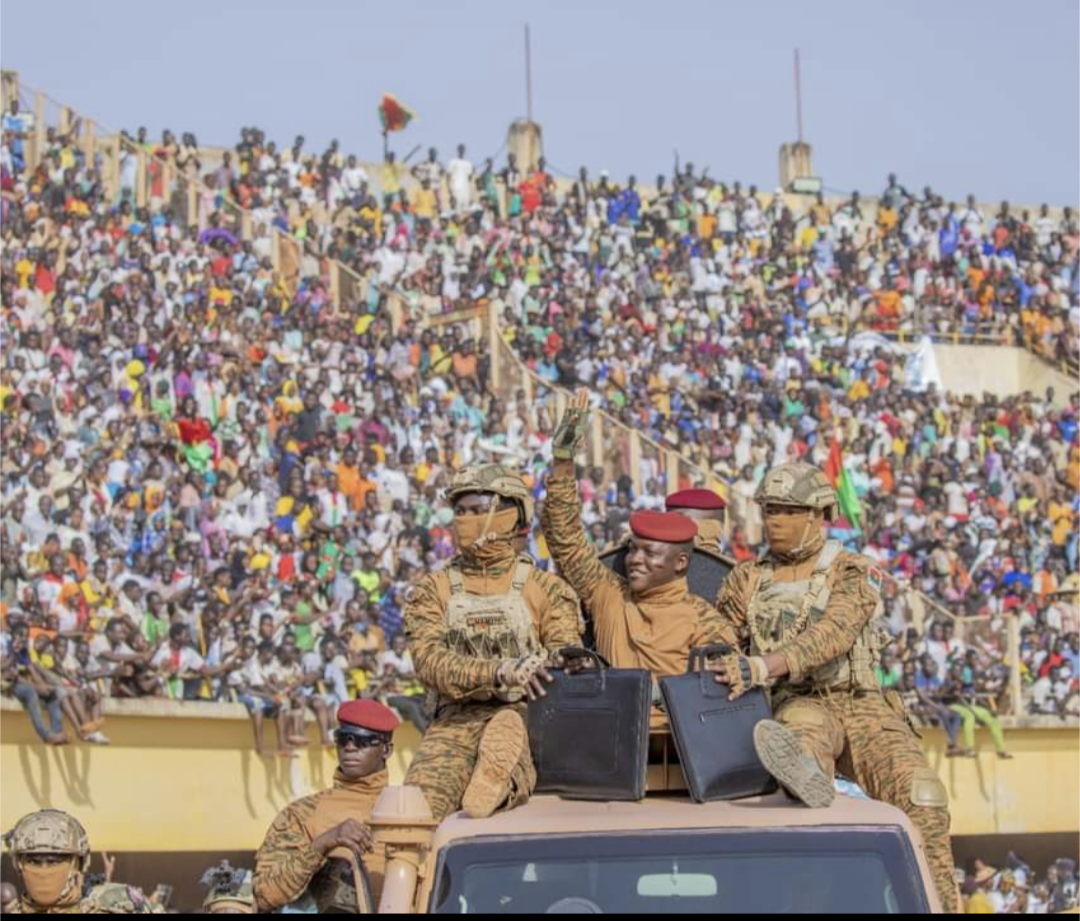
left=403, top=464, right=583, bottom=822
left=542, top=391, right=727, bottom=717
left=253, top=700, right=399, bottom=913
left=710, top=462, right=958, bottom=914
left=665, top=488, right=727, bottom=555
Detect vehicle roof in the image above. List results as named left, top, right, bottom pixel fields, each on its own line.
left=417, top=793, right=942, bottom=914
left=431, top=792, right=923, bottom=851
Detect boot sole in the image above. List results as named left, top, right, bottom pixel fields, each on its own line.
left=754, top=720, right=836, bottom=809
left=463, top=711, right=527, bottom=819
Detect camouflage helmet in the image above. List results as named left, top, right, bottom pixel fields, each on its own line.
left=445, top=464, right=535, bottom=523
left=201, top=861, right=255, bottom=914
left=754, top=463, right=837, bottom=520
left=5, top=810, right=90, bottom=870
left=83, top=882, right=154, bottom=915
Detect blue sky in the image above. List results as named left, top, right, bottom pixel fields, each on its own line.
left=2, top=0, right=1077, bottom=204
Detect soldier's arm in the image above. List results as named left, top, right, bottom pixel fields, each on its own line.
left=541, top=462, right=620, bottom=611
left=775, top=558, right=879, bottom=683
left=709, top=565, right=752, bottom=649
left=404, top=573, right=501, bottom=700
left=253, top=801, right=324, bottom=913
left=690, top=597, right=743, bottom=652
left=532, top=570, right=585, bottom=655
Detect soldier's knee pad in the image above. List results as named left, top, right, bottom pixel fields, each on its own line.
left=909, top=767, right=949, bottom=810
left=778, top=701, right=829, bottom=728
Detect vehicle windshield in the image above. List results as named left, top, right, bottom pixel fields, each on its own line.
left=431, top=827, right=930, bottom=914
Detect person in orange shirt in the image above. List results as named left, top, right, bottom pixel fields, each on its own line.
left=871, top=457, right=895, bottom=495
left=1067, top=445, right=1080, bottom=494
left=335, top=447, right=366, bottom=512
left=452, top=342, right=480, bottom=390
left=874, top=287, right=901, bottom=328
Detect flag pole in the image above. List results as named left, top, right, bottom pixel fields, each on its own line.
left=382, top=129, right=389, bottom=162
left=525, top=24, right=533, bottom=124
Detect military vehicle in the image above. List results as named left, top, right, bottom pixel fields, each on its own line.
left=368, top=736, right=944, bottom=915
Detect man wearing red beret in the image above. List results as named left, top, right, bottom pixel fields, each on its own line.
left=542, top=391, right=736, bottom=726
left=666, top=488, right=728, bottom=554
left=253, top=699, right=400, bottom=913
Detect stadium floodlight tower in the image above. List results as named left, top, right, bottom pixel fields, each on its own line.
left=507, top=24, right=545, bottom=173
left=779, top=49, right=822, bottom=196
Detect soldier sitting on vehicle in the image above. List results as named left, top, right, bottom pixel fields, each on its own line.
left=403, top=464, right=583, bottom=822
left=709, top=462, right=959, bottom=914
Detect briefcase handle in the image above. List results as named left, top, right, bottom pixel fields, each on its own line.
left=556, top=647, right=611, bottom=670
left=687, top=645, right=733, bottom=674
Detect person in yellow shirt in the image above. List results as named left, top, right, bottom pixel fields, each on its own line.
left=1050, top=490, right=1074, bottom=546
left=811, top=193, right=832, bottom=228
left=848, top=379, right=871, bottom=402
left=877, top=205, right=898, bottom=236
left=380, top=152, right=403, bottom=199
left=412, top=179, right=437, bottom=221
left=15, top=256, right=33, bottom=289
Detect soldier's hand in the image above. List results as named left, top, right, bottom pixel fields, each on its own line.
left=497, top=654, right=547, bottom=698
left=714, top=653, right=769, bottom=701
left=550, top=651, right=598, bottom=676
left=312, top=819, right=373, bottom=861
left=523, top=665, right=555, bottom=702
left=552, top=388, right=590, bottom=461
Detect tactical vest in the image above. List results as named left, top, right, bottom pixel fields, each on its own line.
left=746, top=541, right=887, bottom=704
left=446, top=560, right=540, bottom=704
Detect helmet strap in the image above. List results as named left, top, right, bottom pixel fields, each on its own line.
left=473, top=497, right=502, bottom=549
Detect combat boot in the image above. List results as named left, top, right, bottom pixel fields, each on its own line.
left=753, top=720, right=836, bottom=809
left=462, top=710, right=528, bottom=819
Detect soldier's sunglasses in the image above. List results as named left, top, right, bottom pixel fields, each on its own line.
left=333, top=729, right=389, bottom=750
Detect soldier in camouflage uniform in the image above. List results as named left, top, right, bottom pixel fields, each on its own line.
left=711, top=462, right=958, bottom=914
left=403, top=463, right=583, bottom=822
left=253, top=699, right=399, bottom=913
left=3, top=809, right=152, bottom=915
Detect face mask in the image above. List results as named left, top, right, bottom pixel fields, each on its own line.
left=765, top=511, right=824, bottom=562
left=694, top=519, right=724, bottom=548
left=454, top=507, right=521, bottom=561
left=21, top=859, right=81, bottom=908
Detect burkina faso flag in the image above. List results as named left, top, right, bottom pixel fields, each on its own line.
left=378, top=94, right=416, bottom=133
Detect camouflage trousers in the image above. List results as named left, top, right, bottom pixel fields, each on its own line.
left=776, top=690, right=958, bottom=915
left=404, top=702, right=536, bottom=822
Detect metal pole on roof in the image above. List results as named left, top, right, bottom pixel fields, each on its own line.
left=794, top=48, right=804, bottom=145
left=525, top=24, right=534, bottom=124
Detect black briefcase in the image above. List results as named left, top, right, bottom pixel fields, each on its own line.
left=660, top=645, right=777, bottom=803
left=528, top=648, right=652, bottom=802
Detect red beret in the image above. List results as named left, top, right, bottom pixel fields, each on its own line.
left=629, top=511, right=698, bottom=544
left=666, top=488, right=727, bottom=511
left=337, top=700, right=401, bottom=734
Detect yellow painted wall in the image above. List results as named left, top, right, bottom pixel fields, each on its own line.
left=1, top=702, right=1075, bottom=852
left=0, top=700, right=421, bottom=853
left=920, top=725, right=1080, bottom=836
left=932, top=345, right=1075, bottom=406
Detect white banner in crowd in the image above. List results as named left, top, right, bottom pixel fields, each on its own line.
left=904, top=336, right=944, bottom=392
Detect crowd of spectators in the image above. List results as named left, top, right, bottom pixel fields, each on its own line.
left=1, top=96, right=1077, bottom=763
left=958, top=854, right=1078, bottom=914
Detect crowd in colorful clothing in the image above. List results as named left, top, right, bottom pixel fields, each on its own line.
left=1, top=100, right=1077, bottom=761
